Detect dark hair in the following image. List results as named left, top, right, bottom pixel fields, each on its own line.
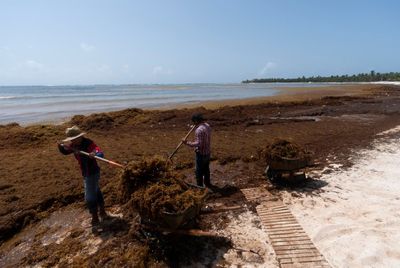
left=191, top=113, right=204, bottom=123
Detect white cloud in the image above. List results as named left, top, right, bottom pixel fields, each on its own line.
left=25, top=60, right=44, bottom=70
left=97, top=64, right=111, bottom=72
left=80, top=42, right=95, bottom=52
left=258, top=61, right=276, bottom=76
left=152, top=65, right=173, bottom=75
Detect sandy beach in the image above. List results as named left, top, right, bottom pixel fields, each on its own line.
left=285, top=127, right=400, bottom=267
left=1, top=83, right=400, bottom=267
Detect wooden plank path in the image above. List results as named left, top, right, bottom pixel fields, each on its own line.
left=241, top=187, right=330, bottom=268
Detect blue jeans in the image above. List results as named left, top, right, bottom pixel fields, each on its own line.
left=84, top=172, right=104, bottom=214
left=195, top=153, right=211, bottom=187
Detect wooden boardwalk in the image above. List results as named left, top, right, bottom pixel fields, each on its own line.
left=241, top=187, right=330, bottom=268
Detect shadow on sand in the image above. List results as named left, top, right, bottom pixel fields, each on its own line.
left=143, top=231, right=232, bottom=267
left=269, top=175, right=329, bottom=197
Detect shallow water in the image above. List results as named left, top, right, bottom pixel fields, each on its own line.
left=0, top=83, right=332, bottom=125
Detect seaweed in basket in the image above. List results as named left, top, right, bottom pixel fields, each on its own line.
left=263, top=139, right=306, bottom=160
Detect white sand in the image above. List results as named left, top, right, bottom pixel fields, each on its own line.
left=282, top=127, right=400, bottom=268
left=372, top=81, right=400, bottom=86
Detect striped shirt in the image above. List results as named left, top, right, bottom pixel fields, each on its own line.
left=187, top=123, right=211, bottom=155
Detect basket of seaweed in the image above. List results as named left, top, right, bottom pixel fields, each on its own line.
left=119, top=156, right=207, bottom=229
left=262, top=139, right=311, bottom=171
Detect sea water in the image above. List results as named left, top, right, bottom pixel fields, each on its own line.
left=0, top=83, right=327, bottom=125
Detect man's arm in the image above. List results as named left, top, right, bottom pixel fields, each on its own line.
left=184, top=128, right=200, bottom=148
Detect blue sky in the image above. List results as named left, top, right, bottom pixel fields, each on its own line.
left=0, top=0, right=399, bottom=85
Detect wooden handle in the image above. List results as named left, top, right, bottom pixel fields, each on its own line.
left=78, top=151, right=125, bottom=168
left=168, top=125, right=196, bottom=160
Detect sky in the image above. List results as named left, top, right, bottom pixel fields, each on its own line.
left=0, top=0, right=399, bottom=85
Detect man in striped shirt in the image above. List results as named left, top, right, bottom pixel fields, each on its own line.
left=183, top=113, right=212, bottom=188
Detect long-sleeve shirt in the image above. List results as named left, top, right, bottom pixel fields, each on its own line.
left=58, top=137, right=104, bottom=177
left=186, top=123, right=211, bottom=155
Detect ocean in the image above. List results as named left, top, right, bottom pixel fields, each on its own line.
left=0, top=83, right=329, bottom=125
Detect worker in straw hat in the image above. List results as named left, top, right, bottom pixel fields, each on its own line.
left=57, top=125, right=107, bottom=227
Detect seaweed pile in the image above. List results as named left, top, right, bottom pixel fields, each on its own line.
left=119, top=156, right=169, bottom=203
left=70, top=113, right=115, bottom=130
left=132, top=177, right=205, bottom=222
left=0, top=124, right=63, bottom=149
left=119, top=156, right=206, bottom=226
left=69, top=108, right=148, bottom=131
left=262, top=139, right=307, bottom=160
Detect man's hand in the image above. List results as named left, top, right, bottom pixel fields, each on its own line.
left=58, top=142, right=76, bottom=154
left=181, top=139, right=187, bottom=144
left=89, top=151, right=96, bottom=159
left=58, top=142, right=70, bottom=150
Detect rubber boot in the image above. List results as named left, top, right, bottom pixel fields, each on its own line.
left=91, top=212, right=100, bottom=226
left=99, top=205, right=108, bottom=221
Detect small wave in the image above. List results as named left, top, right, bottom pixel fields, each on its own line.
left=0, top=96, right=17, bottom=99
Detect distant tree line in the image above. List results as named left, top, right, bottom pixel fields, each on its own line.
left=242, top=71, right=400, bottom=83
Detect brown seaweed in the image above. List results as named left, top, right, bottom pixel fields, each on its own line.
left=119, top=156, right=206, bottom=225
left=263, top=139, right=306, bottom=160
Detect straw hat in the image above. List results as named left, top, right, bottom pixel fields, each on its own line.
left=63, top=126, right=86, bottom=142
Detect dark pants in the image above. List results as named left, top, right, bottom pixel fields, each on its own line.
left=195, top=153, right=211, bottom=187
left=84, top=172, right=104, bottom=214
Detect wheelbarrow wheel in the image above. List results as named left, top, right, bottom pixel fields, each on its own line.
left=265, top=166, right=281, bottom=181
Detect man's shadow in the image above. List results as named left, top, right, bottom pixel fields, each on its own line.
left=208, top=184, right=240, bottom=197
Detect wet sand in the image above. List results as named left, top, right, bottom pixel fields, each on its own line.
left=1, top=83, right=400, bottom=267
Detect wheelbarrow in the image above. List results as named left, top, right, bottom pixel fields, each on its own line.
left=265, top=154, right=311, bottom=183
left=140, top=183, right=209, bottom=231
